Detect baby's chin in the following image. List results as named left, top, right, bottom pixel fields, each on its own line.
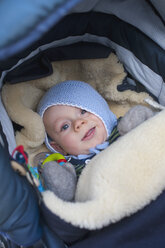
left=66, top=147, right=91, bottom=156
left=68, top=150, right=89, bottom=156
left=65, top=138, right=107, bottom=156
left=67, top=146, right=98, bottom=156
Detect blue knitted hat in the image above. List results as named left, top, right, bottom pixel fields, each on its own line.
left=37, top=80, right=117, bottom=153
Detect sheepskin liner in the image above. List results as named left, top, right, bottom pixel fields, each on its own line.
left=42, top=110, right=165, bottom=230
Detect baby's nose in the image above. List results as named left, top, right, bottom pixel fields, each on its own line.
left=74, top=118, right=87, bottom=131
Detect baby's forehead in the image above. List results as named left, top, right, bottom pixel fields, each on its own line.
left=45, top=104, right=80, bottom=113
left=43, top=105, right=83, bottom=120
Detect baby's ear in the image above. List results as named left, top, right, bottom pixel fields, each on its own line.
left=50, top=141, right=67, bottom=155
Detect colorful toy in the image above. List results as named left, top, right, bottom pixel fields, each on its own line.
left=12, top=145, right=45, bottom=192
left=12, top=145, right=28, bottom=165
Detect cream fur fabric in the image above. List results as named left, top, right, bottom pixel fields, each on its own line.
left=43, top=110, right=165, bottom=229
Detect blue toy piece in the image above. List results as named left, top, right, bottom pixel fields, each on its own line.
left=27, top=164, right=45, bottom=192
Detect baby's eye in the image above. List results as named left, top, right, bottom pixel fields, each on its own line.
left=61, top=124, right=69, bottom=131
left=81, top=109, right=87, bottom=115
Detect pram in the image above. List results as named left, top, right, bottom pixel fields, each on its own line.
left=1, top=0, right=165, bottom=247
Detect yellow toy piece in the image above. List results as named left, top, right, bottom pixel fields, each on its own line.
left=42, top=153, right=65, bottom=165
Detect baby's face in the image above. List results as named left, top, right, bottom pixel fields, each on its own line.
left=43, top=105, right=107, bottom=156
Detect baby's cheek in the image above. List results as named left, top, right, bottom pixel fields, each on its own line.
left=62, top=136, right=78, bottom=152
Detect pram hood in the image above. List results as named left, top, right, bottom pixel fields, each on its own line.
left=0, top=0, right=165, bottom=61
left=1, top=0, right=165, bottom=104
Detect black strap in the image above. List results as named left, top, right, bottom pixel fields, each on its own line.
left=0, top=121, right=9, bottom=153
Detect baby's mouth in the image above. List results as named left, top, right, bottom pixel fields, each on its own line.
left=82, top=127, right=96, bottom=141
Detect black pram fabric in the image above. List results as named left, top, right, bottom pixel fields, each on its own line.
left=40, top=190, right=165, bottom=248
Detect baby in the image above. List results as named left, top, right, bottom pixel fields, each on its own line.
left=38, top=80, right=117, bottom=158
left=37, top=80, right=155, bottom=200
